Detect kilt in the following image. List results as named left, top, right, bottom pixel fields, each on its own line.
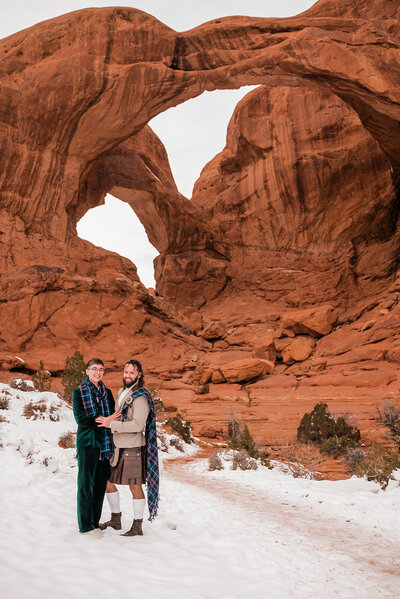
left=109, top=447, right=146, bottom=485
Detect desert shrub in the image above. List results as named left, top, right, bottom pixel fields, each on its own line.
left=320, top=435, right=358, bottom=458
left=229, top=423, right=259, bottom=459
left=376, top=401, right=400, bottom=446
left=23, top=400, right=60, bottom=421
left=169, top=436, right=184, bottom=452
left=0, top=414, right=7, bottom=423
left=208, top=450, right=224, bottom=471
left=58, top=431, right=75, bottom=449
left=148, top=387, right=164, bottom=416
left=259, top=450, right=273, bottom=469
left=297, top=402, right=360, bottom=457
left=0, top=394, right=9, bottom=410
left=355, top=443, right=400, bottom=490
left=8, top=378, right=33, bottom=392
left=199, top=383, right=210, bottom=395
left=61, top=351, right=85, bottom=404
left=344, top=447, right=366, bottom=470
left=165, top=413, right=194, bottom=444
left=276, top=442, right=322, bottom=479
left=232, top=449, right=258, bottom=471
left=32, top=361, right=51, bottom=392
left=157, top=429, right=169, bottom=452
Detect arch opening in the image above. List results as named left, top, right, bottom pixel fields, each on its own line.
left=77, top=195, right=158, bottom=289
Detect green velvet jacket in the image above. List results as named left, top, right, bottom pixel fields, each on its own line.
left=72, top=387, right=115, bottom=449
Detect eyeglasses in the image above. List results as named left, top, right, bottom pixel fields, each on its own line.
left=89, top=367, right=105, bottom=373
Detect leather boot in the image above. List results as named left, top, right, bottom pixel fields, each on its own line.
left=98, top=512, right=122, bottom=530
left=122, top=519, right=143, bottom=536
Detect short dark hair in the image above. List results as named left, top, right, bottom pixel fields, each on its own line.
left=86, top=358, right=104, bottom=369
left=125, top=359, right=144, bottom=387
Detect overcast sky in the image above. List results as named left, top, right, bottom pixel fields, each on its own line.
left=1, top=1, right=315, bottom=287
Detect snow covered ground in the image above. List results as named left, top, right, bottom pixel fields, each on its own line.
left=1, top=383, right=399, bottom=599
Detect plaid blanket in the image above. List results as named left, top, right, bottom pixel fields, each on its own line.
left=79, top=377, right=113, bottom=460
left=121, top=387, right=159, bottom=521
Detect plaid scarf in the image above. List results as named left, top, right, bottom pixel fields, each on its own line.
left=121, top=387, right=159, bottom=521
left=79, top=377, right=113, bottom=460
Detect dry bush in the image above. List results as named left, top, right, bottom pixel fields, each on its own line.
left=148, top=387, right=164, bottom=416
left=58, top=431, right=75, bottom=449
left=344, top=447, right=366, bottom=470
left=376, top=401, right=400, bottom=446
left=0, top=394, right=10, bottom=410
left=23, top=400, right=60, bottom=421
left=232, top=449, right=258, bottom=471
left=169, top=437, right=184, bottom=452
left=208, top=450, right=224, bottom=471
left=276, top=442, right=322, bottom=479
left=355, top=443, right=400, bottom=490
left=157, top=429, right=169, bottom=452
left=8, top=378, right=33, bottom=392
left=0, top=414, right=7, bottom=424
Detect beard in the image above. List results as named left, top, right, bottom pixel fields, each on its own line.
left=123, top=375, right=138, bottom=389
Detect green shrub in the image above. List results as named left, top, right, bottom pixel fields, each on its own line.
left=297, top=402, right=360, bottom=459
left=229, top=422, right=259, bottom=459
left=32, top=361, right=51, bottom=392
left=61, top=351, right=85, bottom=405
left=166, top=413, right=194, bottom=444
left=355, top=443, right=400, bottom=490
left=320, top=435, right=358, bottom=458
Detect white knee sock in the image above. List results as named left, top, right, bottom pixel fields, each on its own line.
left=133, top=498, right=146, bottom=520
left=106, top=491, right=120, bottom=513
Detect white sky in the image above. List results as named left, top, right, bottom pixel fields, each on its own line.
left=1, top=1, right=315, bottom=287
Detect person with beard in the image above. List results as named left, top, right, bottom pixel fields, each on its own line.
left=97, top=359, right=159, bottom=536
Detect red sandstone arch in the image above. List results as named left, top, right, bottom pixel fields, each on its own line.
left=1, top=0, right=400, bottom=369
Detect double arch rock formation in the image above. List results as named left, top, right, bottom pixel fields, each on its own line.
left=1, top=0, right=400, bottom=388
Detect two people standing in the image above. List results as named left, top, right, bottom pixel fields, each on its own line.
left=72, top=358, right=159, bottom=537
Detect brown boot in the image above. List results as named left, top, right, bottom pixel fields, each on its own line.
left=122, top=519, right=143, bottom=536
left=98, top=512, right=122, bottom=530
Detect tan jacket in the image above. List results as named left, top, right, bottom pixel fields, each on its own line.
left=110, top=387, right=150, bottom=467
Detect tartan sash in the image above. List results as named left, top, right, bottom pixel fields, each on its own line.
left=79, top=377, right=113, bottom=460
left=121, top=387, right=159, bottom=521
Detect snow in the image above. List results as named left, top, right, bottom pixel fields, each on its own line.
left=1, top=383, right=400, bottom=599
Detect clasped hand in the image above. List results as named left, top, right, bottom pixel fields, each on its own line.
left=95, top=411, right=121, bottom=428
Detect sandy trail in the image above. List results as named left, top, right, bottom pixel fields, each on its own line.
left=165, top=455, right=400, bottom=589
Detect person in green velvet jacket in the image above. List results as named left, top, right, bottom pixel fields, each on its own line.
left=72, top=358, right=120, bottom=537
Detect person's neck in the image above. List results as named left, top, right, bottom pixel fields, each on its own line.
left=89, top=378, right=99, bottom=389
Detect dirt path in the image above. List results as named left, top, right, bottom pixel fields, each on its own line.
left=164, top=454, right=400, bottom=589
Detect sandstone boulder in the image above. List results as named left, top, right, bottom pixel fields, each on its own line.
left=283, top=306, right=338, bottom=337
left=281, top=336, right=316, bottom=365
left=219, top=358, right=274, bottom=384
left=201, top=322, right=227, bottom=340
left=211, top=370, right=226, bottom=384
